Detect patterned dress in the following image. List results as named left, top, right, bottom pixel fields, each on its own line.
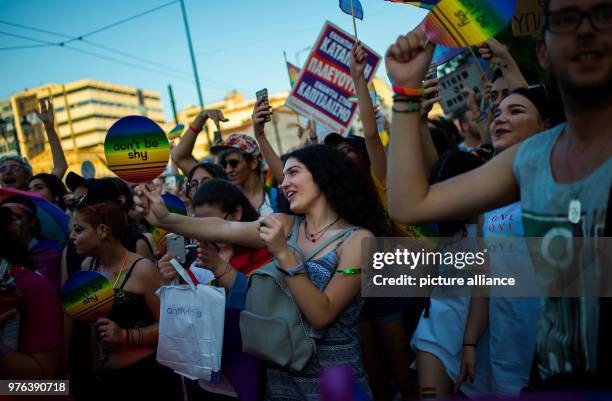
left=265, top=217, right=371, bottom=401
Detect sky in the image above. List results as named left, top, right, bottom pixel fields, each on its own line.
left=0, top=0, right=428, bottom=122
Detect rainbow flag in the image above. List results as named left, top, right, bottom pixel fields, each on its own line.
left=424, top=0, right=516, bottom=48
left=167, top=124, right=184, bottom=140
left=286, top=62, right=300, bottom=88
left=385, top=0, right=439, bottom=10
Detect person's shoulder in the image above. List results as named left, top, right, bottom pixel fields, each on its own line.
left=343, top=228, right=375, bottom=247
left=128, top=255, right=158, bottom=280
left=14, top=268, right=56, bottom=297
left=520, top=123, right=565, bottom=150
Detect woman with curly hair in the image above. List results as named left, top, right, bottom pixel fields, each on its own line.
left=136, top=144, right=387, bottom=400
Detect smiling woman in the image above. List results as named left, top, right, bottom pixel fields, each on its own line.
left=134, top=144, right=388, bottom=401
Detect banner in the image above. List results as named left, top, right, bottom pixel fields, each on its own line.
left=285, top=21, right=381, bottom=133
left=512, top=0, right=542, bottom=37
left=439, top=62, right=484, bottom=114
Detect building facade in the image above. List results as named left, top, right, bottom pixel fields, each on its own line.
left=5, top=79, right=164, bottom=176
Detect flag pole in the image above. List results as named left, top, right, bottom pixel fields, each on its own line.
left=468, top=47, right=487, bottom=77
left=350, top=0, right=358, bottom=40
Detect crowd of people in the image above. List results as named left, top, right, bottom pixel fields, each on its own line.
left=0, top=0, right=611, bottom=399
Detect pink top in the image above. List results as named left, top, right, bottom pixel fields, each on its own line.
left=12, top=266, right=63, bottom=354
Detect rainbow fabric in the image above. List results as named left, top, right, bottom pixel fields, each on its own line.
left=167, top=124, right=185, bottom=140
left=385, top=0, right=438, bottom=10
left=61, top=271, right=114, bottom=322
left=424, top=0, right=516, bottom=48
left=104, top=115, right=170, bottom=184
left=286, top=62, right=301, bottom=88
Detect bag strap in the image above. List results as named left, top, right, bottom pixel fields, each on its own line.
left=303, top=226, right=359, bottom=261
left=170, top=259, right=197, bottom=290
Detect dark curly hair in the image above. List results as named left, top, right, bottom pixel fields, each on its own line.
left=29, top=173, right=68, bottom=210
left=193, top=179, right=259, bottom=222
left=285, top=144, right=388, bottom=236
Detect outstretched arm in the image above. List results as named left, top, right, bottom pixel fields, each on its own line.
left=36, top=99, right=67, bottom=179
left=252, top=99, right=285, bottom=184
left=134, top=184, right=265, bottom=248
left=172, top=110, right=228, bottom=175
left=386, top=29, right=519, bottom=225
left=349, top=42, right=387, bottom=181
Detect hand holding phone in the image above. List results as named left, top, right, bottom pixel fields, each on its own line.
left=256, top=88, right=271, bottom=122
left=165, top=233, right=186, bottom=264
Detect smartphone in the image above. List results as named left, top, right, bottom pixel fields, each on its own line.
left=166, top=233, right=186, bottom=264
left=256, top=88, right=271, bottom=122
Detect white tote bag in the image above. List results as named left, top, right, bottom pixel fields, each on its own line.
left=156, top=259, right=225, bottom=380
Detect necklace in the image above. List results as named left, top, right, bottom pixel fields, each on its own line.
left=104, top=249, right=130, bottom=289
left=304, top=217, right=340, bottom=243
left=564, top=127, right=612, bottom=224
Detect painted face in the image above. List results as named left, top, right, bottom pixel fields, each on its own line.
left=336, top=143, right=360, bottom=163
left=28, top=178, right=54, bottom=203
left=220, top=150, right=255, bottom=186
left=490, top=94, right=547, bottom=151
left=539, top=0, right=612, bottom=94
left=69, top=211, right=101, bottom=256
left=188, top=167, right=214, bottom=199
left=0, top=160, right=28, bottom=189
left=279, top=157, right=321, bottom=214
left=5, top=204, right=36, bottom=243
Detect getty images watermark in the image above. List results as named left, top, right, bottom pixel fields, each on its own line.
left=360, top=236, right=612, bottom=298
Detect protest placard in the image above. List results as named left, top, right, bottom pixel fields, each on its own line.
left=439, top=62, right=484, bottom=114
left=285, top=21, right=381, bottom=133
left=512, top=0, right=542, bottom=37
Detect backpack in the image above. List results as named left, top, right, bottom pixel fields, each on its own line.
left=239, top=217, right=358, bottom=371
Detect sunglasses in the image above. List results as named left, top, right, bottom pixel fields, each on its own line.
left=220, top=158, right=241, bottom=169
left=68, top=196, right=107, bottom=223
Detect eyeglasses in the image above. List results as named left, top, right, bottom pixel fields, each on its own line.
left=0, top=165, right=23, bottom=174
left=545, top=5, right=612, bottom=33
left=187, top=177, right=210, bottom=192
left=220, top=158, right=241, bottom=169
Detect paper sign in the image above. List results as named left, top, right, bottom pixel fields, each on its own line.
left=61, top=271, right=114, bottom=322
left=285, top=21, right=381, bottom=133
left=104, top=115, right=170, bottom=183
left=439, top=62, right=484, bottom=114
left=512, top=0, right=542, bottom=37
left=424, top=0, right=516, bottom=48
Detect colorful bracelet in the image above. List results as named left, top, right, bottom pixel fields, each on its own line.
left=392, top=84, right=424, bottom=96
left=189, top=125, right=203, bottom=134
left=392, top=101, right=421, bottom=113
left=393, top=94, right=423, bottom=103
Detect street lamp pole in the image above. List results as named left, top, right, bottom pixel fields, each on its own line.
left=179, top=0, right=211, bottom=147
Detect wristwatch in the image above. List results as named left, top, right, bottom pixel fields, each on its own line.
left=276, top=262, right=305, bottom=277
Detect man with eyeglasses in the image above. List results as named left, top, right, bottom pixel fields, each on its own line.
left=385, top=0, right=612, bottom=389
left=211, top=134, right=276, bottom=216
left=0, top=155, right=33, bottom=190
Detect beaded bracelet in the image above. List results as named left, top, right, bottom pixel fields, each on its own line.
left=393, top=94, right=423, bottom=103
left=392, top=101, right=421, bottom=113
